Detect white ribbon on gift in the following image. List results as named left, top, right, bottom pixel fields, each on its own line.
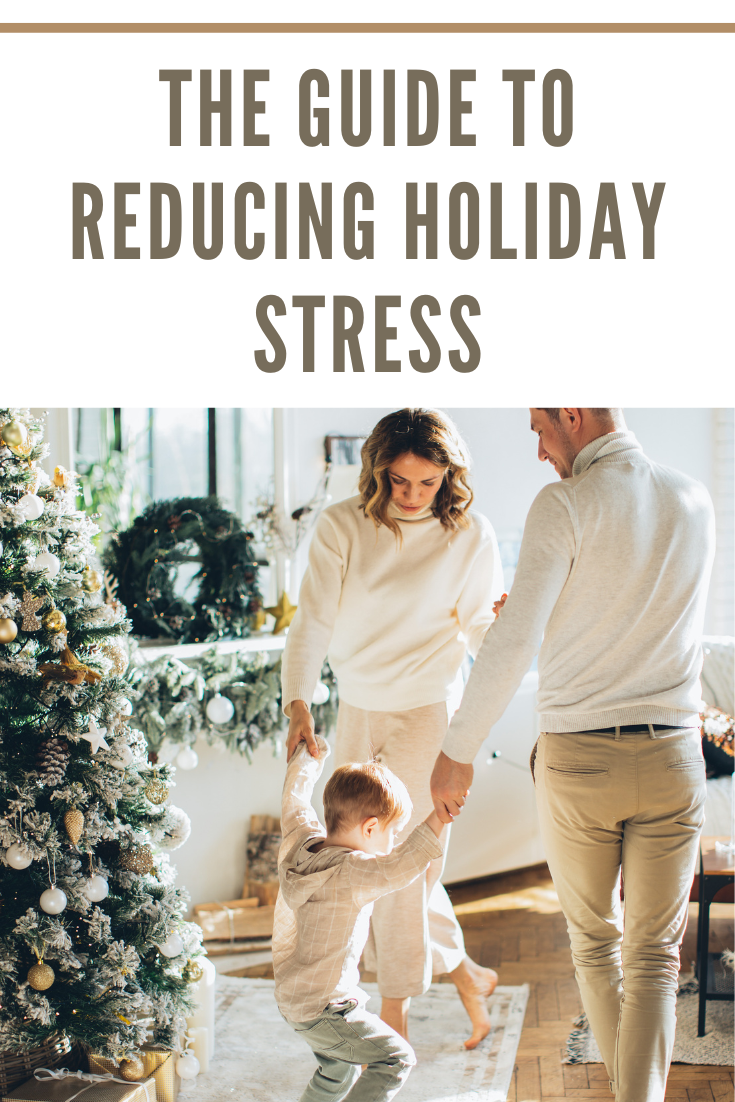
left=34, top=1067, right=138, bottom=1102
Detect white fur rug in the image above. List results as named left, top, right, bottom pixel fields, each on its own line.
left=194, top=976, right=528, bottom=1101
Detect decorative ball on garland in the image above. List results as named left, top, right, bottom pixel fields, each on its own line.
left=82, top=566, right=103, bottom=593
left=182, top=959, right=204, bottom=984
left=176, top=746, right=199, bottom=770
left=42, top=608, right=67, bottom=634
left=83, top=874, right=109, bottom=902
left=40, top=886, right=67, bottom=914
left=104, top=497, right=262, bottom=644
left=28, top=959, right=55, bottom=991
left=1, top=418, right=31, bottom=456
left=119, top=842, right=154, bottom=875
left=102, top=641, right=129, bottom=676
left=157, top=930, right=184, bottom=958
left=206, top=693, right=234, bottom=725
left=34, top=551, right=61, bottom=580
left=6, top=842, right=33, bottom=869
left=144, top=774, right=170, bottom=805
left=175, top=1052, right=200, bottom=1081
left=110, top=744, right=134, bottom=770
left=0, top=617, right=18, bottom=643
left=118, top=1056, right=146, bottom=1081
left=18, top=493, right=45, bottom=521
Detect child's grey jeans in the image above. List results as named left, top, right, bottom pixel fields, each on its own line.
left=285, top=998, right=416, bottom=1102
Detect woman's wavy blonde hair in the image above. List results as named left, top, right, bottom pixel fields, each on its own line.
left=358, top=408, right=473, bottom=538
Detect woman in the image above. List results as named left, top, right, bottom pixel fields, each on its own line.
left=282, top=408, right=504, bottom=1049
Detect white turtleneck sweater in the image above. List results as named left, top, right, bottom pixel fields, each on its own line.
left=281, top=496, right=503, bottom=713
left=443, top=432, right=716, bottom=764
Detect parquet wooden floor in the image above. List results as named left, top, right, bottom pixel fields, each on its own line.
left=231, top=862, right=734, bottom=1100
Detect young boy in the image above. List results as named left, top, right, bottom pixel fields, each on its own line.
left=273, top=736, right=445, bottom=1102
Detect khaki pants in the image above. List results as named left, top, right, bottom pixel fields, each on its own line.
left=336, top=700, right=466, bottom=999
left=534, top=727, right=706, bottom=1102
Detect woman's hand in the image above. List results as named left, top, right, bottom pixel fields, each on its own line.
left=286, top=699, right=319, bottom=762
left=492, top=592, right=508, bottom=618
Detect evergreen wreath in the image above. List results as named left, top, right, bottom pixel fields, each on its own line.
left=104, top=497, right=261, bottom=644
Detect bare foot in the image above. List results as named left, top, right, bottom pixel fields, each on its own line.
left=380, top=996, right=411, bottom=1040
left=449, top=957, right=498, bottom=1050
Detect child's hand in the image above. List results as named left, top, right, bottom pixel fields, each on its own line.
left=492, top=592, right=508, bottom=618
left=424, top=809, right=445, bottom=838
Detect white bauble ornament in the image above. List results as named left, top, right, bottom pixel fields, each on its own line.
left=159, top=805, right=191, bottom=851
left=176, top=746, right=199, bottom=770
left=205, top=693, right=234, bottom=725
left=6, top=843, right=33, bottom=869
left=312, top=681, right=330, bottom=706
left=83, top=874, right=109, bottom=902
left=18, top=494, right=45, bottom=521
left=34, top=551, right=61, bottom=579
left=110, top=744, right=134, bottom=770
left=175, top=1053, right=200, bottom=1080
left=157, top=930, right=184, bottom=958
left=40, top=886, right=67, bottom=914
left=119, top=699, right=133, bottom=716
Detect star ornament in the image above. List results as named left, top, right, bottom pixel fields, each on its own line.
left=81, top=717, right=109, bottom=755
left=265, top=592, right=297, bottom=634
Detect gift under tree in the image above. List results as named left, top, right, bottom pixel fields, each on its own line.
left=0, top=409, right=201, bottom=1068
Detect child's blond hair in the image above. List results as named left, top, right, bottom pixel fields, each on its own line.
left=323, top=761, right=412, bottom=835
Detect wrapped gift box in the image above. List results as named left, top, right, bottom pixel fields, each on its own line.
left=192, top=898, right=273, bottom=941
left=4, top=1071, right=155, bottom=1102
left=88, top=1048, right=178, bottom=1102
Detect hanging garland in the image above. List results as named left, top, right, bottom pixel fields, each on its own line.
left=127, top=647, right=338, bottom=762
left=104, top=497, right=262, bottom=644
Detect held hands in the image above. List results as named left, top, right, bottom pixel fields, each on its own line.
left=492, top=592, right=508, bottom=618
left=430, top=751, right=474, bottom=825
left=286, top=699, right=319, bottom=762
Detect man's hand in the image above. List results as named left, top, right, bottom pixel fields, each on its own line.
left=286, top=700, right=318, bottom=762
left=430, top=751, right=474, bottom=825
left=492, top=592, right=508, bottom=618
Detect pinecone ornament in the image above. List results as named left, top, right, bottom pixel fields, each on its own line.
left=36, top=737, right=70, bottom=786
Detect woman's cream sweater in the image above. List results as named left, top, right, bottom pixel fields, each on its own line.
left=281, top=495, right=503, bottom=713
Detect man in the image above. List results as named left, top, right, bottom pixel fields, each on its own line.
left=431, top=408, right=715, bottom=1102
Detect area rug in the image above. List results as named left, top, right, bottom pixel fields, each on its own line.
left=200, top=976, right=529, bottom=1102
left=564, top=979, right=734, bottom=1067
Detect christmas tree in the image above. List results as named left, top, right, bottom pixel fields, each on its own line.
left=0, top=408, right=201, bottom=1059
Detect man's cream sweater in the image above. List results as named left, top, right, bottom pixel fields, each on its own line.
left=281, top=496, right=503, bottom=713
left=443, top=432, right=716, bottom=764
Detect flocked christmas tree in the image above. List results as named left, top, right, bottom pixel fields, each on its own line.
left=0, top=408, right=201, bottom=1059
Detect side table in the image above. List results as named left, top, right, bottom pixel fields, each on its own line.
left=696, top=836, right=734, bottom=1037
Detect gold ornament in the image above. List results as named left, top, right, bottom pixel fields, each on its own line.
left=102, top=641, right=128, bottom=676
left=20, top=591, right=45, bottom=632
left=1, top=420, right=32, bottom=457
left=53, top=466, right=77, bottom=490
left=42, top=608, right=67, bottom=634
left=64, top=808, right=84, bottom=846
left=0, top=617, right=18, bottom=644
left=144, top=776, right=169, bottom=805
left=118, top=1056, right=146, bottom=1081
left=265, top=592, right=297, bottom=634
left=183, top=959, right=204, bottom=984
left=119, top=843, right=154, bottom=875
left=251, top=607, right=267, bottom=631
left=28, top=959, right=55, bottom=991
left=82, top=566, right=103, bottom=593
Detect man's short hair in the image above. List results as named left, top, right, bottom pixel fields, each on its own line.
left=540, top=407, right=622, bottom=425
left=323, top=760, right=413, bottom=834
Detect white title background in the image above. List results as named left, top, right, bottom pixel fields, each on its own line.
left=1, top=28, right=732, bottom=405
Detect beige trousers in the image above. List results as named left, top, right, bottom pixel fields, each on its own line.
left=335, top=700, right=466, bottom=999
left=534, top=727, right=706, bottom=1102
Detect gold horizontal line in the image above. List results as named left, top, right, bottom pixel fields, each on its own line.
left=0, top=22, right=733, bottom=33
